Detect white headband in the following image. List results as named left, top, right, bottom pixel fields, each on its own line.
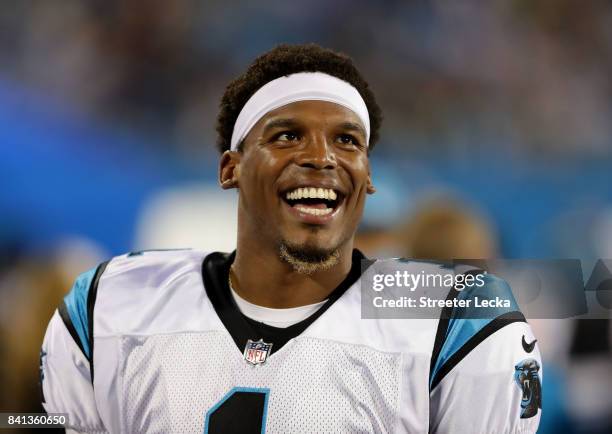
left=230, top=72, right=370, bottom=151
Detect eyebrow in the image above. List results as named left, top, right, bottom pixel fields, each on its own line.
left=261, top=118, right=302, bottom=135
left=338, top=121, right=366, bottom=138
left=261, top=118, right=367, bottom=138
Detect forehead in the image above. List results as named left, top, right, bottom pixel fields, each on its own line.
left=256, top=100, right=365, bottom=131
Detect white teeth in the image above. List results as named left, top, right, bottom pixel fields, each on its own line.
left=295, top=206, right=333, bottom=216
left=285, top=187, right=338, bottom=201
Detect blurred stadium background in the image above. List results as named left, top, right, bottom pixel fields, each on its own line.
left=1, top=1, right=611, bottom=432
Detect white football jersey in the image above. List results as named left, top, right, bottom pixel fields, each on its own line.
left=41, top=249, right=542, bottom=433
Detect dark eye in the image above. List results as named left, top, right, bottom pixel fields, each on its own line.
left=337, top=134, right=360, bottom=147
left=276, top=131, right=300, bottom=142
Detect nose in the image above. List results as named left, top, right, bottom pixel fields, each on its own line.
left=295, top=134, right=337, bottom=170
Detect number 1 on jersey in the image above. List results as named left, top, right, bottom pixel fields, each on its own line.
left=204, top=387, right=270, bottom=434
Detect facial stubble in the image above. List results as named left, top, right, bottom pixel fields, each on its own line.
left=278, top=240, right=341, bottom=275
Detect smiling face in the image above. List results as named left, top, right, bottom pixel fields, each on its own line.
left=220, top=100, right=375, bottom=268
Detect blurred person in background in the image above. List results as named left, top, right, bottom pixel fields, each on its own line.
left=398, top=197, right=497, bottom=261
left=0, top=238, right=104, bottom=434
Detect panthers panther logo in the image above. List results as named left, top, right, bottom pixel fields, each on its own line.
left=514, top=358, right=542, bottom=419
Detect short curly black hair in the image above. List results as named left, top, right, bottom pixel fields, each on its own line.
left=215, top=44, right=382, bottom=153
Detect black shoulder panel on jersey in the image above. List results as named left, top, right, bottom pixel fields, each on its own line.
left=57, top=260, right=108, bottom=384
left=87, top=260, right=108, bottom=383
left=58, top=301, right=88, bottom=358
left=429, top=286, right=460, bottom=385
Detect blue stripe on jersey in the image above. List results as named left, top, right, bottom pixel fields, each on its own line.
left=63, top=267, right=97, bottom=359
left=429, top=273, right=520, bottom=387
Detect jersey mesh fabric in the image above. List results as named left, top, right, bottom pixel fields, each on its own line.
left=120, top=332, right=401, bottom=433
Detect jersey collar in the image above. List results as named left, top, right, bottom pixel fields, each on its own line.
left=201, top=249, right=369, bottom=356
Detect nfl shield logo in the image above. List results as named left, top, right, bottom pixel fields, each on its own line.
left=243, top=339, right=273, bottom=365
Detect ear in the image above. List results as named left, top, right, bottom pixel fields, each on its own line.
left=366, top=171, right=376, bottom=195
left=219, top=150, right=240, bottom=189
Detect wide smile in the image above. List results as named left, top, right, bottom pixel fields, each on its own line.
left=281, top=186, right=345, bottom=225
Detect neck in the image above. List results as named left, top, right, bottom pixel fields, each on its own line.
left=232, top=235, right=355, bottom=309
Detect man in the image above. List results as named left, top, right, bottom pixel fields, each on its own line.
left=41, top=44, right=541, bottom=433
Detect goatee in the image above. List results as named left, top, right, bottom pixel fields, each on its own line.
left=279, top=242, right=340, bottom=274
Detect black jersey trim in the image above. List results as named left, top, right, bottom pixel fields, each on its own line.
left=429, top=285, right=459, bottom=387
left=430, top=269, right=520, bottom=390
left=202, top=249, right=367, bottom=357
left=58, top=301, right=88, bottom=359
left=429, top=310, right=526, bottom=391
left=87, top=261, right=108, bottom=383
